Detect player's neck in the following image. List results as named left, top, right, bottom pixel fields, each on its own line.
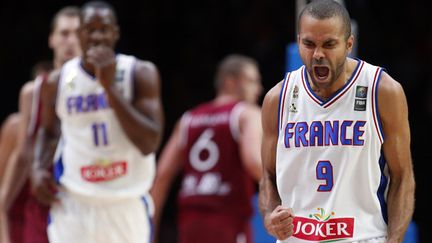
left=53, top=58, right=63, bottom=70
left=309, top=58, right=357, bottom=100
left=213, top=94, right=239, bottom=105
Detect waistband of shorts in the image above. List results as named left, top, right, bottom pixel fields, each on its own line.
left=59, top=187, right=152, bottom=206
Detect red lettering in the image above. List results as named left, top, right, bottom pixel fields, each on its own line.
left=81, top=161, right=127, bottom=182
left=293, top=216, right=354, bottom=241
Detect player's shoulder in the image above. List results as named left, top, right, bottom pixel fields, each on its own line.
left=377, top=70, right=405, bottom=97
left=130, top=57, right=160, bottom=85
left=135, top=59, right=159, bottom=74
left=263, top=80, right=284, bottom=107
left=20, top=80, right=35, bottom=97
left=47, top=69, right=62, bottom=83
left=119, top=53, right=158, bottom=73
left=237, top=101, right=261, bottom=115
left=0, top=112, right=20, bottom=131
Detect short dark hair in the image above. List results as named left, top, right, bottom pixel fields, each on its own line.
left=50, top=6, right=80, bottom=34
left=81, top=1, right=118, bottom=24
left=299, top=0, right=351, bottom=40
left=214, top=54, right=258, bottom=91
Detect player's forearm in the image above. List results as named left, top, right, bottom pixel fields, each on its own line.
left=105, top=87, right=163, bottom=154
left=34, top=127, right=59, bottom=169
left=386, top=173, right=415, bottom=242
left=0, top=149, right=30, bottom=210
left=259, top=174, right=281, bottom=218
left=0, top=207, right=11, bottom=243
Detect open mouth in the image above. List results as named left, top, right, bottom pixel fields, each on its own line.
left=313, top=66, right=330, bottom=81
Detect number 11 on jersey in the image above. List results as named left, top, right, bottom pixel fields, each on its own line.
left=92, top=122, right=108, bottom=146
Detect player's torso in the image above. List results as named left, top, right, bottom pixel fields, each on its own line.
left=55, top=54, right=155, bottom=199
left=276, top=60, right=388, bottom=242
left=178, top=101, right=255, bottom=219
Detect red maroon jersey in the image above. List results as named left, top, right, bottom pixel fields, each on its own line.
left=9, top=75, right=49, bottom=243
left=8, top=75, right=48, bottom=243
left=177, top=100, right=256, bottom=223
left=24, top=75, right=49, bottom=243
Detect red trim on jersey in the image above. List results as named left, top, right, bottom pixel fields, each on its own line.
left=372, top=67, right=383, bottom=144
left=279, top=72, right=291, bottom=130
left=301, top=67, right=322, bottom=105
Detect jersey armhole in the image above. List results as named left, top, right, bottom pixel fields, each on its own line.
left=371, top=67, right=385, bottom=144
left=229, top=102, right=246, bottom=142
left=178, top=112, right=191, bottom=148
left=278, top=72, right=291, bottom=132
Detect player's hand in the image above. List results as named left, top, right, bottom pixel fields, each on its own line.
left=86, top=45, right=116, bottom=89
left=30, top=167, right=59, bottom=206
left=264, top=205, right=295, bottom=240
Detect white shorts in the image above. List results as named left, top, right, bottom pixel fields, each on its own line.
left=47, top=191, right=154, bottom=243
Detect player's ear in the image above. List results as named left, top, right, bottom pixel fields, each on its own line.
left=346, top=34, right=354, bottom=53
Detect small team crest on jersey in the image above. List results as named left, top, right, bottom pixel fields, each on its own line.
left=293, top=85, right=299, bottom=98
left=289, top=85, right=299, bottom=113
left=355, top=86, right=368, bottom=98
left=293, top=208, right=354, bottom=241
left=354, top=99, right=367, bottom=111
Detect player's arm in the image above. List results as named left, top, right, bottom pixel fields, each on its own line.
left=0, top=113, right=20, bottom=243
left=150, top=120, right=184, bottom=241
left=378, top=72, right=415, bottom=243
left=31, top=70, right=61, bottom=205
left=92, top=50, right=164, bottom=155
left=0, top=208, right=11, bottom=243
left=0, top=113, right=20, bottom=188
left=259, top=81, right=294, bottom=240
left=119, top=60, right=164, bottom=154
left=0, top=82, right=34, bottom=213
left=238, top=104, right=262, bottom=181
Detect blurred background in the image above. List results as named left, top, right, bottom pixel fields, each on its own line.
left=0, top=0, right=430, bottom=242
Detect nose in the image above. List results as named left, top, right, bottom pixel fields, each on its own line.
left=89, top=29, right=105, bottom=44
left=67, top=32, right=79, bottom=45
left=313, top=47, right=325, bottom=60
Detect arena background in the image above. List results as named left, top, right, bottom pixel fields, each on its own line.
left=0, top=0, right=430, bottom=242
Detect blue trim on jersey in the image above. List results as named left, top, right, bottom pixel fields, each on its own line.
left=277, top=72, right=290, bottom=131
left=303, top=58, right=362, bottom=106
left=374, top=68, right=385, bottom=141
left=141, top=196, right=154, bottom=243
left=377, top=151, right=388, bottom=224
left=53, top=154, right=64, bottom=185
left=47, top=212, right=52, bottom=225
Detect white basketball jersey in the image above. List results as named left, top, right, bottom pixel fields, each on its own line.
left=276, top=59, right=388, bottom=242
left=55, top=54, right=155, bottom=200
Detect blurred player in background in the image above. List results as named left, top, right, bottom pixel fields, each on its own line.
left=151, top=54, right=263, bottom=243
left=31, top=1, right=164, bottom=243
left=0, top=6, right=81, bottom=243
